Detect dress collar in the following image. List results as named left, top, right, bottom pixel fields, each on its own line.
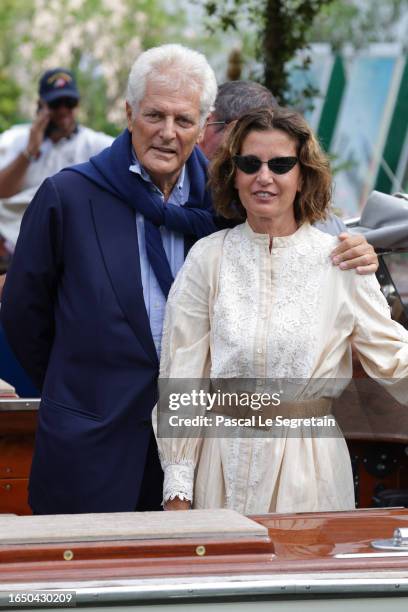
left=242, top=220, right=310, bottom=248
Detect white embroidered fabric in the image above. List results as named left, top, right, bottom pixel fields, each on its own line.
left=162, top=461, right=194, bottom=503
left=211, top=223, right=328, bottom=379
left=156, top=222, right=408, bottom=514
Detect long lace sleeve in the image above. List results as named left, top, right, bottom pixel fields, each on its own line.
left=154, top=233, right=224, bottom=504
left=351, top=273, right=408, bottom=402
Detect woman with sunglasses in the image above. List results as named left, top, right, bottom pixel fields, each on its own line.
left=156, top=107, right=408, bottom=514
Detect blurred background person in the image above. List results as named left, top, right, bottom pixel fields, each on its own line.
left=0, top=67, right=113, bottom=253
left=0, top=68, right=113, bottom=397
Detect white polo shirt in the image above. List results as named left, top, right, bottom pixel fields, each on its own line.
left=0, top=124, right=114, bottom=246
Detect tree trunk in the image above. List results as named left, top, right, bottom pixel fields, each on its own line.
left=262, top=0, right=291, bottom=102
left=261, top=0, right=334, bottom=103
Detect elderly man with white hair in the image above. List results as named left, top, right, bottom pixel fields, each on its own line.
left=1, top=44, right=218, bottom=515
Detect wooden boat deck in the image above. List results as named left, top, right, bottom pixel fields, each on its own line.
left=0, top=508, right=407, bottom=586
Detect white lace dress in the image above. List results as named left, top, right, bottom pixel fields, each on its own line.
left=156, top=222, right=408, bottom=514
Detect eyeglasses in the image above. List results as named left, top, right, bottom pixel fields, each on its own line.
left=206, top=120, right=227, bottom=132
left=48, top=97, right=78, bottom=110
left=233, top=155, right=298, bottom=175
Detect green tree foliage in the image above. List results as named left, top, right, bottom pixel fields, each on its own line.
left=202, top=0, right=334, bottom=103
left=0, top=1, right=34, bottom=130
left=261, top=0, right=332, bottom=103
left=0, top=0, right=186, bottom=134
left=309, top=0, right=408, bottom=51
left=0, top=73, right=23, bottom=133
left=202, top=0, right=407, bottom=102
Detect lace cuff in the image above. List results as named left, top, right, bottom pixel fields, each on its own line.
left=163, top=462, right=194, bottom=504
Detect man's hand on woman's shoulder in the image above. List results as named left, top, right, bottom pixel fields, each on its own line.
left=330, top=233, right=378, bottom=275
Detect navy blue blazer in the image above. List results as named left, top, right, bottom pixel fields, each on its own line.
left=1, top=165, right=214, bottom=514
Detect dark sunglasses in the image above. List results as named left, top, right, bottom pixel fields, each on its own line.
left=48, top=97, right=78, bottom=110
left=233, top=155, right=298, bottom=175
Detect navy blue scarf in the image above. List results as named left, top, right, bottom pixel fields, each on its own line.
left=68, top=129, right=216, bottom=297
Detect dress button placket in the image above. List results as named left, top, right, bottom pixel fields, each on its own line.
left=254, top=246, right=270, bottom=377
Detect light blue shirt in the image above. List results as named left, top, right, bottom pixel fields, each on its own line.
left=129, top=155, right=190, bottom=358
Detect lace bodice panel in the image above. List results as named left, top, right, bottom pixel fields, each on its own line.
left=211, top=222, right=335, bottom=379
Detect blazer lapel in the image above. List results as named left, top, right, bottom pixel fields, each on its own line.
left=90, top=191, right=158, bottom=366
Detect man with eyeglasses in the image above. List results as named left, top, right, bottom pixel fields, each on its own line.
left=200, top=81, right=277, bottom=161
left=0, top=68, right=113, bottom=250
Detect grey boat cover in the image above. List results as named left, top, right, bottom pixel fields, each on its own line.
left=349, top=191, right=408, bottom=249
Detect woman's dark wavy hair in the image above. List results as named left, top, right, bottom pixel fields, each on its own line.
left=208, top=106, right=332, bottom=224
